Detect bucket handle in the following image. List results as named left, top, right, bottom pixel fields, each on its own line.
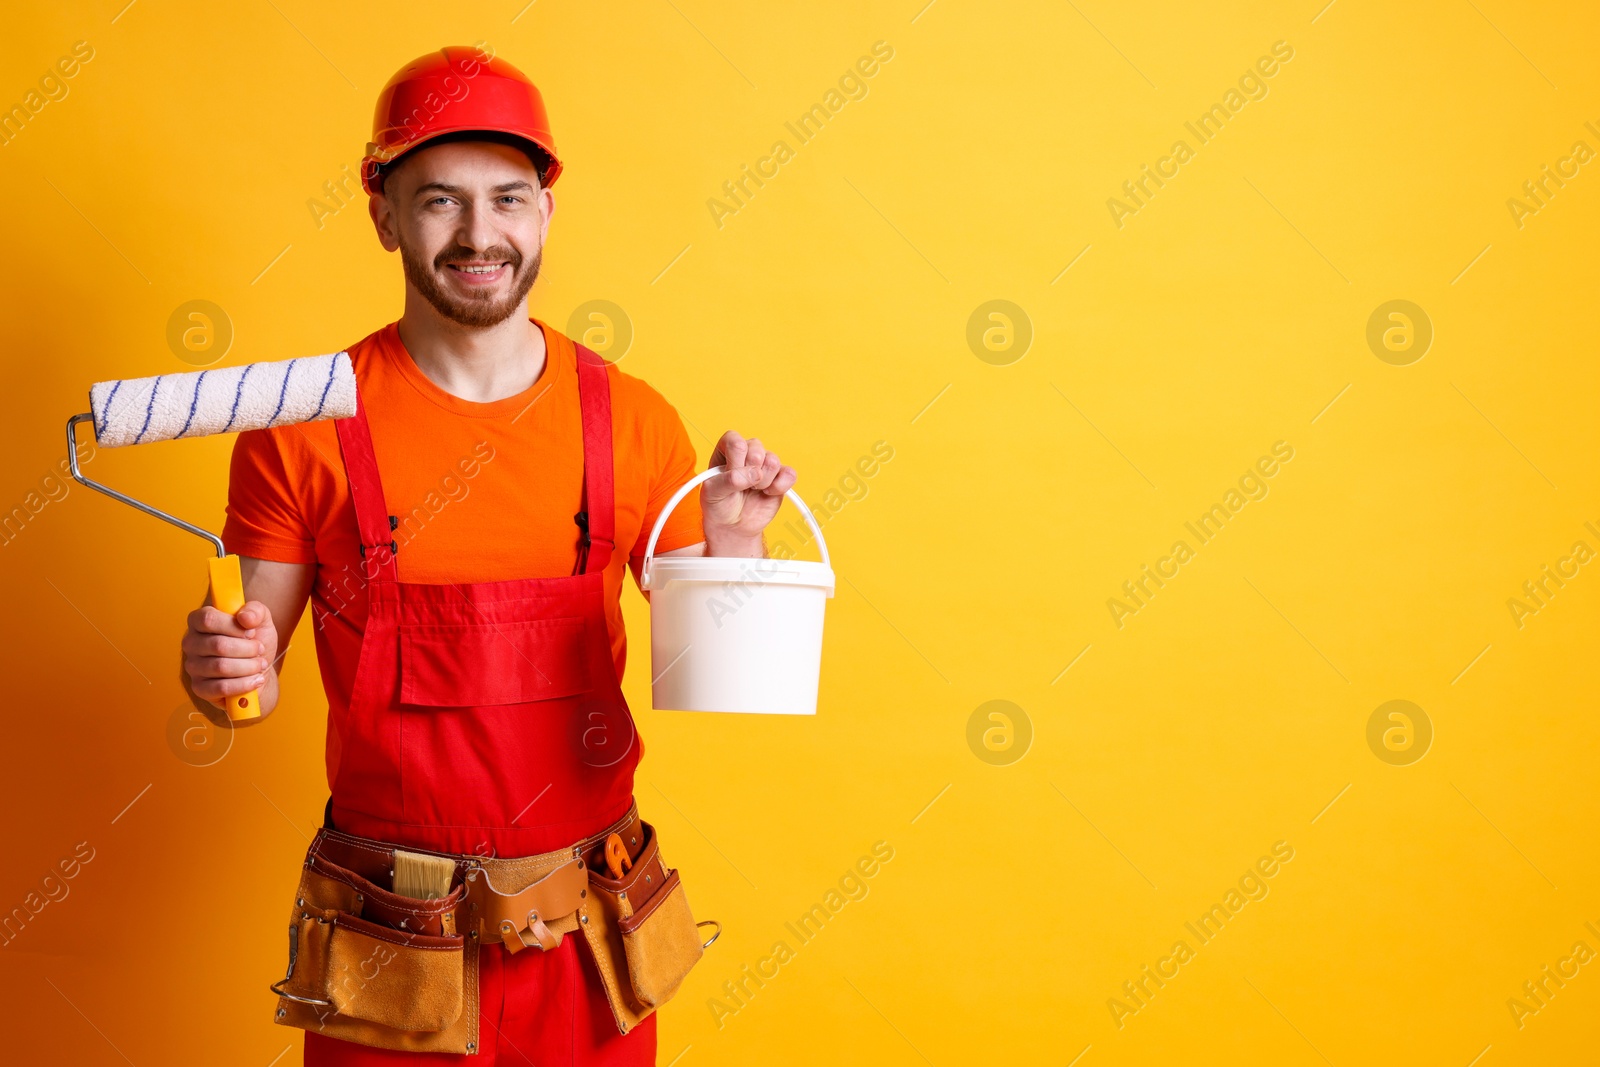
left=640, top=465, right=830, bottom=590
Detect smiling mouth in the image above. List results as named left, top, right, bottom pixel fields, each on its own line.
left=447, top=262, right=510, bottom=276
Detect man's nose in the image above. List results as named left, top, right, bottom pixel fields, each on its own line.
left=457, top=201, right=504, bottom=257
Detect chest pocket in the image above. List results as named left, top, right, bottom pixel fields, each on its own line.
left=398, top=617, right=594, bottom=707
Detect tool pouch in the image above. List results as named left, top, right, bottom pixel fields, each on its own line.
left=321, top=910, right=464, bottom=1030
left=579, top=820, right=707, bottom=1035
left=272, top=839, right=479, bottom=1054
left=618, top=868, right=704, bottom=1007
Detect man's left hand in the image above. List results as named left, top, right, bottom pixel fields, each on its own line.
left=700, top=430, right=797, bottom=557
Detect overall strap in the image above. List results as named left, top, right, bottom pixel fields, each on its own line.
left=334, top=387, right=399, bottom=583
left=573, top=344, right=616, bottom=575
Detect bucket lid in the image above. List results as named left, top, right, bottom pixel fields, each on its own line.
left=646, top=554, right=835, bottom=594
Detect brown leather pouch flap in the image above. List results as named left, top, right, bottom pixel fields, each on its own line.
left=275, top=840, right=480, bottom=1055
left=580, top=820, right=708, bottom=1033
left=616, top=868, right=703, bottom=1008
left=466, top=856, right=587, bottom=928
left=465, top=855, right=589, bottom=951
left=324, top=911, right=464, bottom=1032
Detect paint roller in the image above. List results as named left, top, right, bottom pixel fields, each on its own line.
left=65, top=353, right=356, bottom=721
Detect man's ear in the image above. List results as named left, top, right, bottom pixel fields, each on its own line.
left=369, top=189, right=401, bottom=253
left=538, top=186, right=556, bottom=245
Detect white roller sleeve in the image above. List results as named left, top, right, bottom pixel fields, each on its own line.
left=88, top=352, right=356, bottom=448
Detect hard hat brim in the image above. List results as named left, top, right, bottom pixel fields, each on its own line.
left=362, top=127, right=562, bottom=196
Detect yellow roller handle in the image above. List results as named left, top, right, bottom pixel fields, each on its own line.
left=206, top=554, right=262, bottom=722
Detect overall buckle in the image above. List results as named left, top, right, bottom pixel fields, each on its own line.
left=360, top=515, right=400, bottom=560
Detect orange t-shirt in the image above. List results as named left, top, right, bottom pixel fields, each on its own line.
left=221, top=319, right=704, bottom=788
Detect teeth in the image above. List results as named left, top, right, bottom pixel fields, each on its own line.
left=457, top=264, right=504, bottom=274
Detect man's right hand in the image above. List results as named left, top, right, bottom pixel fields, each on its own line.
left=183, top=600, right=278, bottom=713
left=180, top=557, right=314, bottom=721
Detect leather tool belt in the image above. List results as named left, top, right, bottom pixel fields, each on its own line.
left=270, top=800, right=718, bottom=1055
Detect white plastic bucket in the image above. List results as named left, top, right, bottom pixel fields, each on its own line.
left=640, top=466, right=835, bottom=714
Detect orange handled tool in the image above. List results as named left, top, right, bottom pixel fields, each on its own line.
left=205, top=554, right=260, bottom=721
left=604, top=833, right=632, bottom=879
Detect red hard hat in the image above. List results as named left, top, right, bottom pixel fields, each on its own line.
left=361, top=47, right=562, bottom=196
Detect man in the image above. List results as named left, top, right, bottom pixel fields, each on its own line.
left=180, top=46, right=795, bottom=1064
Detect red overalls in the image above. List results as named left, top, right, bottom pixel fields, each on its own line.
left=304, top=346, right=655, bottom=1065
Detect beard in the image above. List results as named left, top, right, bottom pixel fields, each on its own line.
left=400, top=235, right=543, bottom=328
